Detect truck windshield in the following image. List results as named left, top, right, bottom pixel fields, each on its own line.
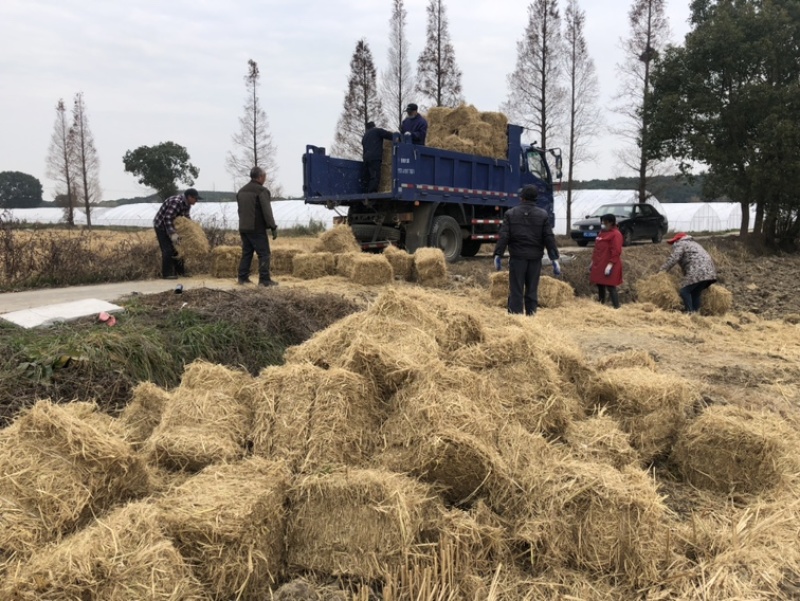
left=526, top=151, right=549, bottom=183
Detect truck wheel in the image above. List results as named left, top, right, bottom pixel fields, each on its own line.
left=429, top=215, right=463, bottom=262
left=460, top=239, right=483, bottom=257
left=351, top=224, right=401, bottom=243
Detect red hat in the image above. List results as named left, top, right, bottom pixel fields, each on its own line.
left=666, top=232, right=688, bottom=245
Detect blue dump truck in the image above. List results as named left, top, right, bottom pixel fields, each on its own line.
left=303, top=124, right=562, bottom=262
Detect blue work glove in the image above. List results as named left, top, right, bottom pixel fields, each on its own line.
left=552, top=260, right=561, bottom=276
left=493, top=255, right=502, bottom=271
left=604, top=263, right=613, bottom=276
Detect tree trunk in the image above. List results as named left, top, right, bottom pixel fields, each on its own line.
left=738, top=200, right=750, bottom=237
left=753, top=200, right=764, bottom=235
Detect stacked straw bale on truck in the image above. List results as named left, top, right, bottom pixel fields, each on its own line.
left=425, top=104, right=509, bottom=160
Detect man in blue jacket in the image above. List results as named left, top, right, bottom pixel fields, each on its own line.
left=400, top=103, right=428, bottom=145
left=493, top=185, right=560, bottom=315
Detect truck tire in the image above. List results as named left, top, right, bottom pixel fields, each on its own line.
left=460, top=239, right=483, bottom=257
left=350, top=224, right=401, bottom=243
left=429, top=215, right=463, bottom=262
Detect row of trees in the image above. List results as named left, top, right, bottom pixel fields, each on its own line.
left=647, top=0, right=800, bottom=247
left=45, top=94, right=101, bottom=226
left=327, top=0, right=664, bottom=234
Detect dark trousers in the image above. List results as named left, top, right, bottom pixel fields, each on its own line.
left=238, top=232, right=272, bottom=283
left=598, top=285, right=620, bottom=309
left=365, top=160, right=382, bottom=193
left=154, top=226, right=185, bottom=278
left=679, top=279, right=715, bottom=313
left=508, top=256, right=542, bottom=315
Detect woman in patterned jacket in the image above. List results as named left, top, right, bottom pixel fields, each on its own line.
left=659, top=233, right=717, bottom=313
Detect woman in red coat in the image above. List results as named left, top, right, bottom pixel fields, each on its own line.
left=589, top=213, right=623, bottom=308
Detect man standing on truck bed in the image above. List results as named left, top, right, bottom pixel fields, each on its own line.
left=236, top=166, right=278, bottom=287
left=401, top=103, right=428, bottom=145
left=493, top=185, right=560, bottom=316
left=362, top=121, right=393, bottom=193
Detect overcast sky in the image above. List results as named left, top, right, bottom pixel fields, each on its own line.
left=0, top=0, right=692, bottom=200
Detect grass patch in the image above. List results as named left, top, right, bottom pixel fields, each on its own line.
left=0, top=288, right=361, bottom=426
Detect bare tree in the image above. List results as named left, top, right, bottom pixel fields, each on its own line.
left=71, top=92, right=101, bottom=227
left=503, top=0, right=566, bottom=150
left=564, top=0, right=600, bottom=228
left=612, top=0, right=670, bottom=202
left=46, top=99, right=77, bottom=226
left=227, top=59, right=280, bottom=194
left=332, top=39, right=383, bottom=160
left=381, top=0, right=414, bottom=129
left=416, top=0, right=463, bottom=108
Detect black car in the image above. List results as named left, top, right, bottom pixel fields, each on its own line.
left=570, top=203, right=669, bottom=247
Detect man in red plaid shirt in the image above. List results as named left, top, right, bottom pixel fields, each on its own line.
left=153, top=188, right=202, bottom=278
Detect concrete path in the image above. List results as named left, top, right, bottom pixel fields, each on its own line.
left=0, top=277, right=239, bottom=313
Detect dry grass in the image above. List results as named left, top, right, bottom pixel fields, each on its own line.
left=636, top=271, right=683, bottom=310
left=701, top=284, right=733, bottom=316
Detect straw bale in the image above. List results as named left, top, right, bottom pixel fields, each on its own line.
left=367, top=286, right=484, bottom=352
left=425, top=106, right=454, bottom=129
left=0, top=400, right=149, bottom=539
left=158, top=458, right=291, bottom=600
left=479, top=111, right=509, bottom=130
left=444, top=103, right=480, bottom=131
left=293, top=251, right=335, bottom=279
left=701, top=284, right=733, bottom=316
left=273, top=579, right=349, bottom=601
left=314, top=224, right=361, bottom=254
left=672, top=405, right=800, bottom=495
left=179, top=359, right=257, bottom=405
left=538, top=275, right=574, bottom=308
left=488, top=271, right=508, bottom=304
left=334, top=251, right=359, bottom=278
left=448, top=326, right=582, bottom=435
left=379, top=139, right=393, bottom=192
left=594, top=349, right=657, bottom=372
left=383, top=244, right=414, bottom=280
left=284, top=312, right=439, bottom=398
left=2, top=502, right=209, bottom=601
left=144, top=387, right=252, bottom=472
left=413, top=247, right=448, bottom=286
left=252, top=363, right=382, bottom=471
left=459, top=121, right=493, bottom=145
left=439, top=134, right=476, bottom=154
left=174, top=216, right=210, bottom=273
left=0, top=497, right=49, bottom=576
left=585, top=367, right=696, bottom=462
left=520, top=459, right=667, bottom=586
left=120, top=381, right=170, bottom=446
left=349, top=253, right=394, bottom=285
left=287, top=469, right=440, bottom=580
left=563, top=413, right=639, bottom=469
left=636, top=272, right=683, bottom=310
left=210, top=244, right=254, bottom=278
left=272, top=248, right=306, bottom=275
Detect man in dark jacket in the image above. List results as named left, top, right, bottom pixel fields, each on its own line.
left=400, top=103, right=428, bottom=145
left=362, top=121, right=393, bottom=193
left=237, top=166, right=278, bottom=286
left=493, top=185, right=560, bottom=315
left=153, top=188, right=201, bottom=279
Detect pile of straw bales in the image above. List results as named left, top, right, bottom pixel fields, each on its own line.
left=3, top=288, right=800, bottom=600
left=426, top=105, right=509, bottom=160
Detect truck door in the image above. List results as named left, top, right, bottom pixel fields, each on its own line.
left=522, top=150, right=555, bottom=227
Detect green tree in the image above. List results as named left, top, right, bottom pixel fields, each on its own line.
left=122, top=142, right=199, bottom=200
left=0, top=171, right=43, bottom=208
left=648, top=0, right=800, bottom=244
left=332, top=39, right=384, bottom=160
